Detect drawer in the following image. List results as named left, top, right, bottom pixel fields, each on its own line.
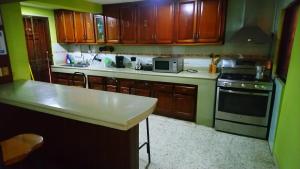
left=88, top=76, right=105, bottom=84
left=119, top=79, right=135, bottom=87
left=174, top=85, right=196, bottom=95
left=153, top=83, right=173, bottom=93
left=106, top=78, right=118, bottom=85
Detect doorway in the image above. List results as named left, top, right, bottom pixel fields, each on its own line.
left=23, top=16, right=52, bottom=83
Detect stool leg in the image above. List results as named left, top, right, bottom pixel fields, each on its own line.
left=146, top=118, right=151, bottom=164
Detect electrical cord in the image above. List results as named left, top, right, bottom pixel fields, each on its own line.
left=186, top=69, right=198, bottom=73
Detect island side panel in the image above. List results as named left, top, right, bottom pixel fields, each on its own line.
left=0, top=103, right=139, bottom=169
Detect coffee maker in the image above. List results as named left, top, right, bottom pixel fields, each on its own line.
left=115, top=56, right=125, bottom=68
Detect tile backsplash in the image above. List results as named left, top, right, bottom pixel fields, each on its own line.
left=52, top=42, right=271, bottom=69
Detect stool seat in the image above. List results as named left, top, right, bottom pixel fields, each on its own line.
left=0, top=134, right=43, bottom=166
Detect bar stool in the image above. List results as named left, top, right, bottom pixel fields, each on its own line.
left=0, top=134, right=43, bottom=168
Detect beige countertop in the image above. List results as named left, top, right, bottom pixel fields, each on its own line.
left=0, top=80, right=157, bottom=130
left=51, top=65, right=218, bottom=80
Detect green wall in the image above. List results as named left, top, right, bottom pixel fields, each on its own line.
left=0, top=2, right=30, bottom=80
left=273, top=6, right=300, bottom=169
left=21, top=5, right=57, bottom=43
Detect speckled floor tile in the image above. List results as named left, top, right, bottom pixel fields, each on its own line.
left=139, top=115, right=277, bottom=169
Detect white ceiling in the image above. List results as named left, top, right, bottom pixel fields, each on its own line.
left=86, top=0, right=142, bottom=4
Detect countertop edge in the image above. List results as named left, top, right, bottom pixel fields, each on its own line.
left=51, top=65, right=218, bottom=80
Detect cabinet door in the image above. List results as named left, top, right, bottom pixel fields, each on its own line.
left=106, top=85, right=118, bottom=92
left=137, top=2, right=155, bottom=43
left=120, top=5, right=137, bottom=44
left=175, top=0, right=198, bottom=43
left=94, top=15, right=105, bottom=43
left=74, top=12, right=85, bottom=43
left=153, top=83, right=173, bottom=115
left=104, top=5, right=120, bottom=43
left=132, top=88, right=151, bottom=97
left=174, top=94, right=196, bottom=121
left=84, top=13, right=95, bottom=43
left=54, top=10, right=66, bottom=43
left=63, top=11, right=76, bottom=43
left=197, top=0, right=225, bottom=43
left=155, top=0, right=174, bottom=44
left=119, top=79, right=135, bottom=94
left=88, top=76, right=105, bottom=90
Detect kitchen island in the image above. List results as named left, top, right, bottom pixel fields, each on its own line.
left=0, top=80, right=157, bottom=169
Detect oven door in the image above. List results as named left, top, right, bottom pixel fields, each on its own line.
left=216, top=87, right=272, bottom=126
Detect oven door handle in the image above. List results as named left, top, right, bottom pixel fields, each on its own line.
left=219, top=89, right=269, bottom=96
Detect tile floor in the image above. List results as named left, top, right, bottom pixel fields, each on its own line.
left=139, top=115, right=277, bottom=169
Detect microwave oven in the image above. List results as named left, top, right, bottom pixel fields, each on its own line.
left=153, top=57, right=183, bottom=73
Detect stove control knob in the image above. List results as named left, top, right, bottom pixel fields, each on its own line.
left=254, top=85, right=259, bottom=89
left=241, top=83, right=246, bottom=87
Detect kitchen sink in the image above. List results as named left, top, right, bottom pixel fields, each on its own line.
left=62, top=63, right=90, bottom=68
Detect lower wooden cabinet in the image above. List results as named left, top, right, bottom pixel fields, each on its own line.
left=55, top=74, right=198, bottom=121
left=153, top=83, right=173, bottom=115
left=88, top=76, right=105, bottom=90
left=52, top=72, right=86, bottom=88
left=131, top=81, right=152, bottom=97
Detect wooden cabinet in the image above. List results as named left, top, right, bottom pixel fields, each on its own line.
left=52, top=72, right=86, bottom=88
left=137, top=2, right=156, bottom=44
left=175, top=0, right=198, bottom=43
left=106, top=77, right=118, bottom=92
left=131, top=81, right=152, bottom=97
left=155, top=0, right=174, bottom=43
left=173, top=85, right=197, bottom=121
left=153, top=83, right=173, bottom=115
left=74, top=12, right=95, bottom=43
left=120, top=5, right=137, bottom=44
left=119, top=79, right=135, bottom=94
left=54, top=10, right=76, bottom=43
left=137, top=1, right=174, bottom=44
left=175, top=0, right=225, bottom=43
left=55, top=10, right=95, bottom=43
left=94, top=15, right=105, bottom=43
left=88, top=76, right=105, bottom=90
left=52, top=72, right=70, bottom=85
left=85, top=75, right=197, bottom=121
left=103, top=5, right=120, bottom=43
left=197, top=0, right=225, bottom=43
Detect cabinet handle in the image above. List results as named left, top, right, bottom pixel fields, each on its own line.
left=196, top=33, right=199, bottom=39
left=193, top=33, right=196, bottom=39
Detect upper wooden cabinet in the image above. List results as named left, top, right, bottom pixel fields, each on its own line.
left=55, top=10, right=76, bottom=43
left=55, top=10, right=95, bottom=43
left=74, top=12, right=95, bottom=43
left=155, top=0, right=175, bottom=44
left=137, top=2, right=156, bottom=43
left=137, top=1, right=174, bottom=44
left=103, top=5, right=120, bottom=43
left=197, top=0, right=225, bottom=43
left=175, top=0, right=198, bottom=43
left=120, top=5, right=137, bottom=44
left=175, top=0, right=226, bottom=43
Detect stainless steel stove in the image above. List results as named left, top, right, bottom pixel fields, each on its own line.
left=215, top=59, right=273, bottom=139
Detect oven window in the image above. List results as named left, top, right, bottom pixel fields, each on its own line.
left=155, top=61, right=169, bottom=70
left=218, top=89, right=269, bottom=117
